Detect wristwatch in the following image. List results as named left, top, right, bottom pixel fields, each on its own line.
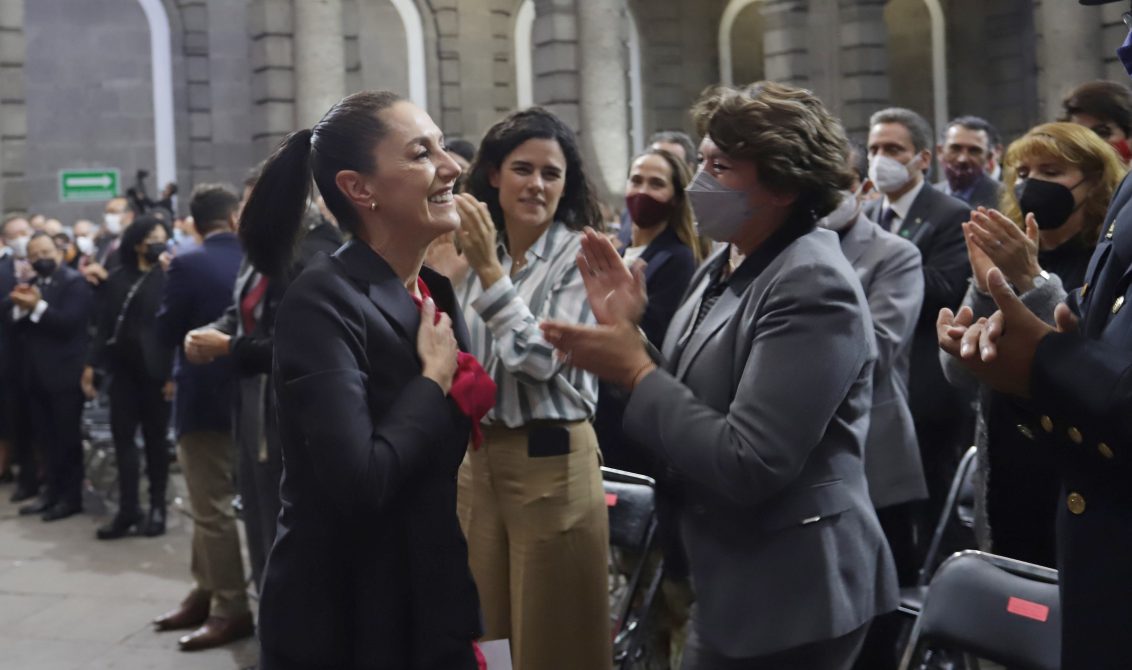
left=1029, top=269, right=1050, bottom=292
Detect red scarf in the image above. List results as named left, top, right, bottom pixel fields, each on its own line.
left=411, top=277, right=496, bottom=448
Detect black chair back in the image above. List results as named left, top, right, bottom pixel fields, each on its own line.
left=900, top=551, right=1060, bottom=670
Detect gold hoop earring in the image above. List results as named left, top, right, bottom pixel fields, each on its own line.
left=369, top=202, right=376, bottom=211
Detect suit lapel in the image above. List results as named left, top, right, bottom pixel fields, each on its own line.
left=662, top=246, right=725, bottom=365
left=839, top=215, right=873, bottom=266
left=897, top=189, right=932, bottom=243
left=674, top=286, right=738, bottom=380
left=420, top=266, right=471, bottom=353
left=334, top=240, right=419, bottom=345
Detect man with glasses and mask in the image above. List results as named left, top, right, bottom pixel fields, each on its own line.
left=939, top=3, right=1132, bottom=666
left=934, top=115, right=1003, bottom=209
left=864, top=108, right=972, bottom=567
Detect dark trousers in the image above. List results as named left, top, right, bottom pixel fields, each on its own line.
left=238, top=430, right=282, bottom=592
left=109, top=368, right=171, bottom=514
left=682, top=616, right=870, bottom=670
left=28, top=386, right=84, bottom=506
left=8, top=379, right=39, bottom=491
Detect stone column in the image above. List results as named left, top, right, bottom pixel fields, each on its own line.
left=179, top=0, right=213, bottom=184
left=0, top=0, right=27, bottom=212
left=575, top=0, right=630, bottom=199
left=292, top=0, right=346, bottom=129
left=1035, top=0, right=1103, bottom=121
left=837, top=0, right=889, bottom=137
left=761, top=0, right=810, bottom=87
left=249, top=0, right=295, bottom=158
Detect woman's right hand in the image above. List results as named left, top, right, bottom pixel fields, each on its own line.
left=417, top=298, right=458, bottom=395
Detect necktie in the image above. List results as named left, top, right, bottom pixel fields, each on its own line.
left=240, top=274, right=269, bottom=335
left=881, top=207, right=900, bottom=233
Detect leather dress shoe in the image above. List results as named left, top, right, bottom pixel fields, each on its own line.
left=18, top=498, right=56, bottom=516
left=96, top=510, right=143, bottom=540
left=10, top=485, right=38, bottom=503
left=41, top=501, right=82, bottom=522
left=154, top=589, right=211, bottom=631
left=178, top=613, right=254, bottom=652
left=142, top=507, right=166, bottom=537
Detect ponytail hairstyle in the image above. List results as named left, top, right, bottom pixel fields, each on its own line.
left=240, top=90, right=403, bottom=277
left=465, top=107, right=603, bottom=238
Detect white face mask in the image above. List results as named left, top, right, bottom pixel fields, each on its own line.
left=75, top=235, right=95, bottom=256
left=868, top=154, right=923, bottom=195
left=816, top=190, right=861, bottom=232
left=9, top=234, right=29, bottom=259
left=686, top=170, right=755, bottom=242
left=103, top=213, right=123, bottom=235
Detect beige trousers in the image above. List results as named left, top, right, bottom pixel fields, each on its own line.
left=177, top=430, right=249, bottom=620
left=464, top=421, right=612, bottom=670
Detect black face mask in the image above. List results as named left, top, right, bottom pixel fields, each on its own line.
left=143, top=242, right=166, bottom=264
left=32, top=258, right=57, bottom=278
left=1018, top=178, right=1085, bottom=231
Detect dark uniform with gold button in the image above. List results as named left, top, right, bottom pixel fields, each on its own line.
left=1023, top=173, right=1132, bottom=669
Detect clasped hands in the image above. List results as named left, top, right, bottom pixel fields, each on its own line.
left=539, top=227, right=655, bottom=390
left=937, top=266, right=1079, bottom=398
left=9, top=283, right=40, bottom=311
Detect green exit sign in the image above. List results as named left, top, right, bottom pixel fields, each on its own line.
left=59, top=169, right=120, bottom=202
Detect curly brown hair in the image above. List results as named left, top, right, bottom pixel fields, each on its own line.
left=691, top=82, right=855, bottom=225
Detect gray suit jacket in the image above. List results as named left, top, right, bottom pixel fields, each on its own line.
left=624, top=228, right=899, bottom=657
left=840, top=215, right=928, bottom=509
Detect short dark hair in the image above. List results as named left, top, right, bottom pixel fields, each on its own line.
left=239, top=91, right=403, bottom=277
left=28, top=231, right=57, bottom=250
left=118, top=213, right=168, bottom=269
left=189, top=183, right=240, bottom=236
left=466, top=107, right=602, bottom=235
left=944, top=115, right=1001, bottom=149
left=870, top=107, right=933, bottom=153
left=446, top=139, right=476, bottom=163
left=648, top=130, right=698, bottom=169
left=693, top=82, right=855, bottom=225
left=1062, top=80, right=1132, bottom=137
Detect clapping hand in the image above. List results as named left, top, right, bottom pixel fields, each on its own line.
left=964, top=208, right=1042, bottom=293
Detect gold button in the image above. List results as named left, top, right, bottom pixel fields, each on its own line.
left=1081, top=283, right=1089, bottom=299
left=1114, top=296, right=1125, bottom=314
left=1067, top=492, right=1086, bottom=515
left=1068, top=427, right=1083, bottom=444
left=1099, top=443, right=1115, bottom=460
left=1040, top=416, right=1054, bottom=433
left=1017, top=424, right=1035, bottom=440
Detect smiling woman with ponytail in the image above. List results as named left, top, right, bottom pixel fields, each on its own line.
left=247, top=91, right=493, bottom=670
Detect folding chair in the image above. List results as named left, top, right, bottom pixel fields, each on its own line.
left=899, top=445, right=979, bottom=617
left=603, top=466, right=665, bottom=670
left=899, top=550, right=1060, bottom=670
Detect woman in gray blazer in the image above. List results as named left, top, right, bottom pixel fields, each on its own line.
left=543, top=82, right=898, bottom=669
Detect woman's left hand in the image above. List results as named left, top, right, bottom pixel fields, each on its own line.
left=455, top=193, right=504, bottom=288
left=964, top=208, right=1042, bottom=293
left=540, top=319, right=656, bottom=390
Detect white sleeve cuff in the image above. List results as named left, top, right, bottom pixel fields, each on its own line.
left=28, top=300, right=48, bottom=323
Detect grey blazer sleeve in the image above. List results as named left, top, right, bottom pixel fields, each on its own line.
left=941, top=274, right=1068, bottom=391
left=623, top=262, right=872, bottom=507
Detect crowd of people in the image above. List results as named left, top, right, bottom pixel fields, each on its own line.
left=3, top=4, right=1132, bottom=668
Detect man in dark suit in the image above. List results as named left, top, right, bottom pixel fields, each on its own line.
left=865, top=107, right=973, bottom=548
left=4, top=233, right=94, bottom=520
left=0, top=216, right=28, bottom=492
left=152, top=184, right=250, bottom=652
left=934, top=116, right=1003, bottom=210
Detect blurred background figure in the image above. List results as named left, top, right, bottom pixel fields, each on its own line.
left=86, top=213, right=174, bottom=540
left=1062, top=80, right=1132, bottom=165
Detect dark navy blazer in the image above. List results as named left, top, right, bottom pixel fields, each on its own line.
left=155, top=231, right=242, bottom=436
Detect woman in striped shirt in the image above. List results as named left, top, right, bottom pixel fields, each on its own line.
left=453, top=107, right=611, bottom=670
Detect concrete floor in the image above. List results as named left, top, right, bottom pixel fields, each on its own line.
left=0, top=476, right=258, bottom=670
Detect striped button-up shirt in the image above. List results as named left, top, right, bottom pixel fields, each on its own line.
left=457, top=221, right=597, bottom=428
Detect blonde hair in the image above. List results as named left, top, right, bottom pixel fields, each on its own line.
left=631, top=147, right=705, bottom=264
left=1001, top=122, right=1127, bottom=247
